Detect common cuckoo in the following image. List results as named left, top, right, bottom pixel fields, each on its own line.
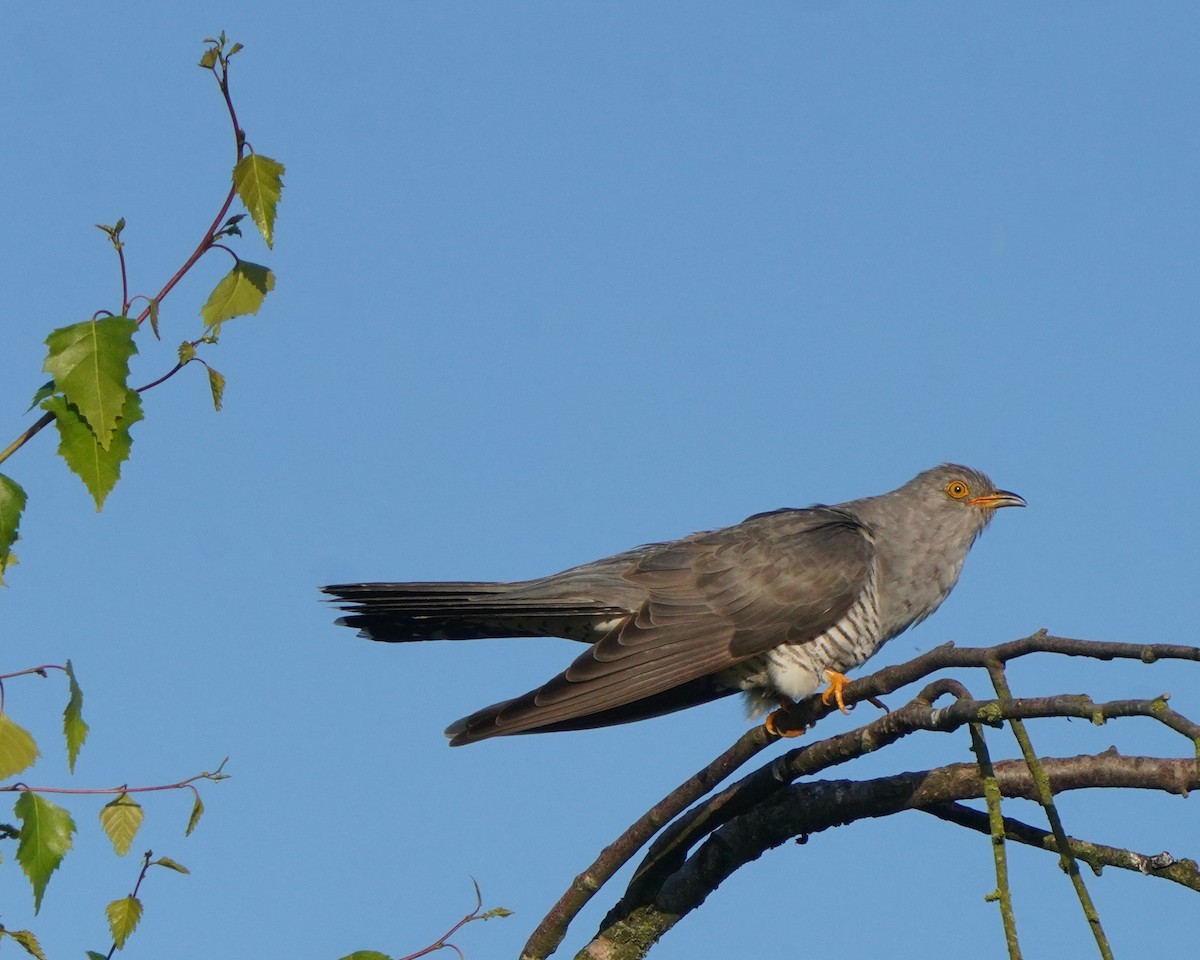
left=324, top=464, right=1023, bottom=745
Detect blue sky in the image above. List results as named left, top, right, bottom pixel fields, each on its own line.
left=2, top=3, right=1197, bottom=958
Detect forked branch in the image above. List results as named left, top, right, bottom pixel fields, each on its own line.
left=520, top=632, right=1200, bottom=960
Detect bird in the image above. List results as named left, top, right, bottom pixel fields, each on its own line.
left=324, top=464, right=1024, bottom=746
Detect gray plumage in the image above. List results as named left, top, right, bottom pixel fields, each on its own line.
left=324, top=464, right=1024, bottom=745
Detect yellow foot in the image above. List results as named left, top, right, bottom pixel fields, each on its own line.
left=765, top=702, right=807, bottom=738
left=820, top=669, right=853, bottom=715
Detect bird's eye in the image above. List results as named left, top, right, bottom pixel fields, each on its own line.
left=945, top=480, right=970, bottom=500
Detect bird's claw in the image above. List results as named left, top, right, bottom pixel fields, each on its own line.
left=765, top=705, right=808, bottom=738
left=820, top=670, right=853, bottom=715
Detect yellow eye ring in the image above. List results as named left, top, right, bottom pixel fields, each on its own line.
left=945, top=480, right=970, bottom=500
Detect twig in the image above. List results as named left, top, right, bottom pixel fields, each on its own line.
left=988, top=660, right=1113, bottom=960
left=0, top=664, right=63, bottom=681
left=923, top=801, right=1200, bottom=892
left=0, top=412, right=53, bottom=469
left=99, top=850, right=154, bottom=960
left=118, top=241, right=130, bottom=316
left=0, top=663, right=65, bottom=712
left=969, top=721, right=1022, bottom=958
left=4, top=758, right=230, bottom=796
left=397, top=879, right=510, bottom=960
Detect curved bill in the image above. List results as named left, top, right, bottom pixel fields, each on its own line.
left=967, top=489, right=1026, bottom=510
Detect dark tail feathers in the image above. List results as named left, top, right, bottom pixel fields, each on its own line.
left=322, top=581, right=626, bottom=643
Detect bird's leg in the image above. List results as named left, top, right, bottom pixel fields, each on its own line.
left=764, top=698, right=808, bottom=738
left=820, top=670, right=891, bottom=715
left=820, top=670, right=853, bottom=715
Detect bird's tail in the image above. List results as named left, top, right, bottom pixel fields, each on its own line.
left=321, top=581, right=626, bottom=643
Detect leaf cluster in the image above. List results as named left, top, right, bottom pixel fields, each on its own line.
left=0, top=662, right=223, bottom=954
left=91, top=853, right=190, bottom=955
left=0, top=30, right=285, bottom=557
left=0, top=32, right=268, bottom=958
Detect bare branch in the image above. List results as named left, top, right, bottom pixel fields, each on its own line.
left=767, top=631, right=1200, bottom=736
left=523, top=634, right=1200, bottom=959
left=583, top=754, right=1199, bottom=959
left=520, top=727, right=773, bottom=960
left=987, top=660, right=1113, bottom=960
left=632, top=687, right=1194, bottom=900
left=923, top=801, right=1200, bottom=893
left=967, top=722, right=1022, bottom=958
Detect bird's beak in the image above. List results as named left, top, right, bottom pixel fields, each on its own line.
left=967, top=489, right=1026, bottom=510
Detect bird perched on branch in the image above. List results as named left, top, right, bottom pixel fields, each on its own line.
left=324, top=464, right=1023, bottom=745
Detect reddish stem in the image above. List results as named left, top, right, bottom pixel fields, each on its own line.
left=118, top=243, right=130, bottom=315
left=1, top=49, right=248, bottom=466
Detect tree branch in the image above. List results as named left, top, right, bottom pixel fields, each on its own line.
left=628, top=686, right=1197, bottom=904
left=521, top=634, right=1200, bottom=959
left=987, top=659, right=1113, bottom=959
left=767, top=631, right=1200, bottom=736
left=967, top=721, right=1022, bottom=958
left=923, top=801, right=1200, bottom=893
left=519, top=726, right=774, bottom=960
left=581, top=753, right=1199, bottom=959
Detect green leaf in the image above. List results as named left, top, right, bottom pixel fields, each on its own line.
left=106, top=895, right=143, bottom=949
left=220, top=213, right=245, bottom=238
left=63, top=659, right=89, bottom=773
left=148, top=298, right=161, bottom=340
left=86, top=952, right=109, bottom=960
left=42, top=391, right=143, bottom=511
left=95, top=220, right=125, bottom=249
left=27, top=380, right=56, bottom=412
left=14, top=791, right=76, bottom=913
left=232, top=154, right=285, bottom=248
left=42, top=317, right=138, bottom=451
left=0, top=715, right=40, bottom=779
left=185, top=790, right=204, bottom=836
left=0, top=474, right=27, bottom=574
left=6, top=929, right=48, bottom=960
left=338, top=953, right=392, bottom=960
left=198, top=47, right=218, bottom=69
left=0, top=550, right=18, bottom=587
left=199, top=262, right=275, bottom=328
left=99, top=794, right=143, bottom=856
left=481, top=906, right=514, bottom=919
left=177, top=341, right=197, bottom=365
left=152, top=855, right=190, bottom=874
left=206, top=365, right=226, bottom=412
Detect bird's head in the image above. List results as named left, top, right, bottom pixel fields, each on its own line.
left=906, top=463, right=1026, bottom=540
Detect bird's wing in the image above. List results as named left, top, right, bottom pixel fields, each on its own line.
left=448, top=508, right=874, bottom=742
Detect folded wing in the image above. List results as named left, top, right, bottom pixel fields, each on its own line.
left=447, top=507, right=875, bottom=743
